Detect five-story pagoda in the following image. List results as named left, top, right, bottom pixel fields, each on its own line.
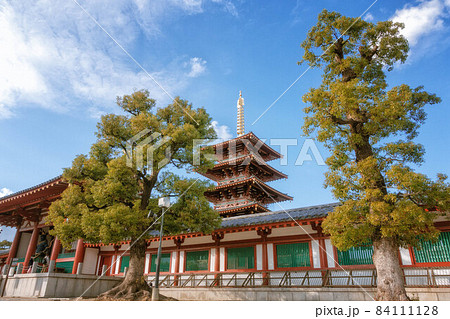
left=201, top=92, right=292, bottom=217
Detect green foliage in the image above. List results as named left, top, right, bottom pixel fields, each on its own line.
left=0, top=239, right=12, bottom=249
left=300, top=10, right=450, bottom=251
left=48, top=90, right=220, bottom=248
left=156, top=172, right=219, bottom=234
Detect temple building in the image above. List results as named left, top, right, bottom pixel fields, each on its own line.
left=0, top=93, right=449, bottom=300
left=201, top=91, right=292, bottom=217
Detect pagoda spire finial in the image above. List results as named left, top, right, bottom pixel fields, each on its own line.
left=237, top=90, right=245, bottom=136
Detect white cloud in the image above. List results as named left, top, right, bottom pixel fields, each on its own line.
left=211, top=120, right=232, bottom=140
left=212, top=0, right=238, bottom=17
left=0, top=188, right=13, bottom=198
left=0, top=0, right=237, bottom=119
left=392, top=0, right=450, bottom=46
left=364, top=12, right=374, bottom=21
left=186, top=57, right=208, bottom=78
left=0, top=4, right=50, bottom=119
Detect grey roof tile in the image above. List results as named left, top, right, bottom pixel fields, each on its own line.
left=220, top=202, right=340, bottom=229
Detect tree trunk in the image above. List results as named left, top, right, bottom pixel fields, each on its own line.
left=98, top=237, right=151, bottom=300
left=372, top=237, right=409, bottom=301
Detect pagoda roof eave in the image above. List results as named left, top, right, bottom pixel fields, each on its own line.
left=203, top=155, right=288, bottom=182
left=217, top=203, right=269, bottom=216
left=206, top=177, right=292, bottom=200
left=212, top=132, right=282, bottom=160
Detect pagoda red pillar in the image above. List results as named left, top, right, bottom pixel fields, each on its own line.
left=22, top=223, right=39, bottom=273
left=72, top=239, right=85, bottom=274
left=6, top=229, right=21, bottom=265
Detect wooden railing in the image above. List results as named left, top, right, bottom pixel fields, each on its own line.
left=147, top=267, right=450, bottom=288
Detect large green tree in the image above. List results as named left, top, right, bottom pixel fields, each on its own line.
left=300, top=10, right=450, bottom=300
left=48, top=90, right=220, bottom=299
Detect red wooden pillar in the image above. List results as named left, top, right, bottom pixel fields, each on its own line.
left=215, top=247, right=220, bottom=272
left=72, top=239, right=85, bottom=274
left=174, top=250, right=180, bottom=273
left=312, top=222, right=329, bottom=286
left=173, top=238, right=184, bottom=286
left=262, top=242, right=269, bottom=285
left=6, top=228, right=22, bottom=265
left=212, top=232, right=224, bottom=286
left=173, top=250, right=180, bottom=286
left=22, top=223, right=39, bottom=273
left=319, top=238, right=328, bottom=267
left=50, top=237, right=61, bottom=261
left=262, top=242, right=268, bottom=270
left=257, top=227, right=271, bottom=286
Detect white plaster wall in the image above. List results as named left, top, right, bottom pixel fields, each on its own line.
left=147, top=240, right=176, bottom=249
left=311, top=240, right=321, bottom=268
left=267, top=243, right=274, bottom=270
left=82, top=248, right=98, bottom=275
left=95, top=255, right=101, bottom=275
left=144, top=254, right=150, bottom=274
left=400, top=247, right=412, bottom=266
left=179, top=251, right=185, bottom=273
left=220, top=247, right=225, bottom=271
left=120, top=244, right=130, bottom=251
left=210, top=248, right=216, bottom=272
left=256, top=244, right=263, bottom=270
left=268, top=225, right=314, bottom=237
left=115, top=256, right=121, bottom=274
left=16, top=232, right=31, bottom=259
left=170, top=252, right=176, bottom=273
left=99, top=245, right=115, bottom=252
left=111, top=256, right=116, bottom=275
left=325, top=239, right=336, bottom=268
left=180, top=236, right=215, bottom=246
left=222, top=231, right=260, bottom=242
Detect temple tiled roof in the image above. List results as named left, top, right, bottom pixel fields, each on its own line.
left=0, top=175, right=63, bottom=201
left=220, top=202, right=340, bottom=228
left=86, top=203, right=341, bottom=247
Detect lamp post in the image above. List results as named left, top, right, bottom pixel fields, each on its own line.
left=152, top=196, right=171, bottom=301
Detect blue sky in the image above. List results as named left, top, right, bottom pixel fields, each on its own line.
left=1, top=0, right=450, bottom=240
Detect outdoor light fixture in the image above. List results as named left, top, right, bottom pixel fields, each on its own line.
left=158, top=196, right=170, bottom=208
left=152, top=196, right=171, bottom=301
